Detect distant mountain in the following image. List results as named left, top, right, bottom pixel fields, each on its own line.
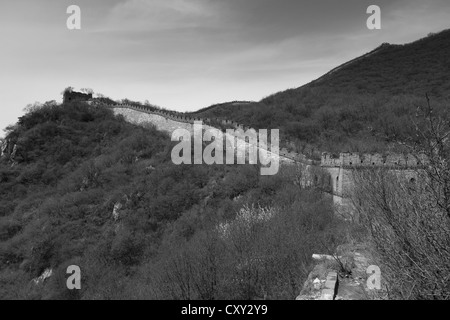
left=192, top=29, right=450, bottom=155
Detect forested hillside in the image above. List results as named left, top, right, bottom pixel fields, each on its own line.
left=192, top=30, right=450, bottom=156
left=0, top=101, right=346, bottom=299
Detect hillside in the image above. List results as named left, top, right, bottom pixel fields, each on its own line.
left=192, top=29, right=450, bottom=155
left=0, top=100, right=344, bottom=299
left=2, top=29, right=449, bottom=301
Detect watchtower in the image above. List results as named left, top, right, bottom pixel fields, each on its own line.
left=63, top=90, right=92, bottom=104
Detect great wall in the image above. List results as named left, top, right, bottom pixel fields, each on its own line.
left=85, top=99, right=422, bottom=216
left=1, top=92, right=425, bottom=218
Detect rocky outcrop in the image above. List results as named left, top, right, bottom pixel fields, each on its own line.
left=1, top=139, right=7, bottom=157
left=1, top=139, right=15, bottom=160
left=112, top=202, right=122, bottom=221
left=32, top=268, right=53, bottom=285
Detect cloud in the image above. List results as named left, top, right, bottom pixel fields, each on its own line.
left=96, top=0, right=221, bottom=32
left=382, top=0, right=450, bottom=40
left=1, top=0, right=449, bottom=136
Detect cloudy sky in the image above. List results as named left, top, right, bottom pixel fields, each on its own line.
left=1, top=0, right=449, bottom=134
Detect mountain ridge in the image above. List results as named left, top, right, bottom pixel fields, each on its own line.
left=192, top=29, right=450, bottom=154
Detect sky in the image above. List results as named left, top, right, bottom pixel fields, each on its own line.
left=1, top=0, right=450, bottom=135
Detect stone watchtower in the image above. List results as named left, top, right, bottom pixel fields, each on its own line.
left=63, top=90, right=93, bottom=104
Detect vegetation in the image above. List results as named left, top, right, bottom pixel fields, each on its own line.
left=0, top=101, right=344, bottom=299
left=193, top=30, right=450, bottom=155
left=353, top=98, right=450, bottom=299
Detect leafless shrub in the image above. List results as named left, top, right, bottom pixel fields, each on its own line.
left=352, top=97, right=450, bottom=299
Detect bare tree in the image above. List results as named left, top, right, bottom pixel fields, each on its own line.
left=61, top=86, right=74, bottom=95
left=352, top=96, right=450, bottom=299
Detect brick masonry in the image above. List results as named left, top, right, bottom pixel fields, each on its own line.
left=320, top=271, right=338, bottom=300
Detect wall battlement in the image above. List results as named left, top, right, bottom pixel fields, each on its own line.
left=101, top=103, right=251, bottom=131
left=96, top=101, right=425, bottom=170
left=321, top=152, right=427, bottom=168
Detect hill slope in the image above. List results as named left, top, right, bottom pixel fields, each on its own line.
left=0, top=101, right=342, bottom=299
left=193, top=29, right=450, bottom=155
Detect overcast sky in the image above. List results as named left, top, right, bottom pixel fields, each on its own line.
left=1, top=0, right=449, bottom=135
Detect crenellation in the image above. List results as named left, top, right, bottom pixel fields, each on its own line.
left=360, top=153, right=383, bottom=166
left=321, top=151, right=425, bottom=168
left=341, top=153, right=360, bottom=166
left=321, top=152, right=341, bottom=167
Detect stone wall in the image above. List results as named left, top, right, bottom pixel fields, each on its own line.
left=96, top=102, right=425, bottom=217
left=99, top=102, right=316, bottom=165
left=113, top=107, right=194, bottom=134
left=103, top=103, right=251, bottom=131
left=107, top=104, right=294, bottom=167
left=321, top=152, right=427, bottom=168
